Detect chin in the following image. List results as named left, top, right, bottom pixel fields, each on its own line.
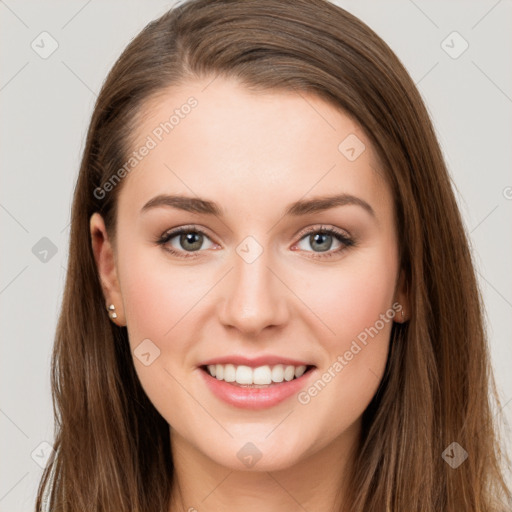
left=201, top=432, right=311, bottom=472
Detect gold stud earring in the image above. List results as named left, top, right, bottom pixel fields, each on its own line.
left=107, top=303, right=117, bottom=320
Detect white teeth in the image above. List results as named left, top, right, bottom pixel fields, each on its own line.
left=271, top=364, right=284, bottom=383
left=294, top=365, right=307, bottom=378
left=235, top=365, right=253, bottom=384
left=253, top=365, right=272, bottom=385
left=223, top=364, right=236, bottom=382
left=205, top=363, right=310, bottom=384
left=284, top=365, right=295, bottom=381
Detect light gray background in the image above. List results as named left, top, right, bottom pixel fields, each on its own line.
left=1, top=0, right=511, bottom=509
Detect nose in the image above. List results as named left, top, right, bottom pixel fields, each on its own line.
left=217, top=245, right=289, bottom=337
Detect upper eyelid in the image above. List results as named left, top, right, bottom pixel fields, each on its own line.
left=296, top=224, right=351, bottom=239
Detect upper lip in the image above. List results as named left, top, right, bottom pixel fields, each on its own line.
left=199, top=355, right=314, bottom=368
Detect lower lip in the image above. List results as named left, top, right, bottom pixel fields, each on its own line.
left=199, top=366, right=316, bottom=410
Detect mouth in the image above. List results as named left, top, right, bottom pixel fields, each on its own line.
left=199, top=363, right=316, bottom=388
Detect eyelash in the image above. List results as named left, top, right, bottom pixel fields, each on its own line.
left=155, top=224, right=355, bottom=260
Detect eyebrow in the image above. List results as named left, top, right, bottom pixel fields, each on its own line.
left=140, top=193, right=376, bottom=219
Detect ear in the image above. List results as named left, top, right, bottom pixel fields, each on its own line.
left=89, top=212, right=126, bottom=326
left=393, top=268, right=409, bottom=323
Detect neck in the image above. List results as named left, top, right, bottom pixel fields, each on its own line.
left=168, top=422, right=360, bottom=512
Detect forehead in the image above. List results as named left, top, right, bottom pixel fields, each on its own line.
left=118, top=77, right=390, bottom=221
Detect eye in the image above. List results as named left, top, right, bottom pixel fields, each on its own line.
left=155, top=224, right=355, bottom=260
left=156, top=226, right=216, bottom=258
left=293, top=225, right=354, bottom=259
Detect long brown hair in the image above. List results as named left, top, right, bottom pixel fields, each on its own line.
left=36, top=1, right=511, bottom=510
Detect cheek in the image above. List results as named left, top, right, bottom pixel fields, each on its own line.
left=118, top=244, right=205, bottom=344
left=302, top=246, right=398, bottom=353
left=337, top=268, right=395, bottom=344
left=294, top=248, right=398, bottom=436
left=117, top=247, right=209, bottom=420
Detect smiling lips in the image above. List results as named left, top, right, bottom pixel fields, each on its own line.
left=198, top=355, right=316, bottom=409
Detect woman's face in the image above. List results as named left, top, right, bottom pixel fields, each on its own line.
left=91, top=76, right=406, bottom=471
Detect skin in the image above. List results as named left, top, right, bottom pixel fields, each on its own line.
left=90, top=76, right=408, bottom=512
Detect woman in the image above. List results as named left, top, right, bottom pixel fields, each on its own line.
left=36, top=0, right=511, bottom=510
